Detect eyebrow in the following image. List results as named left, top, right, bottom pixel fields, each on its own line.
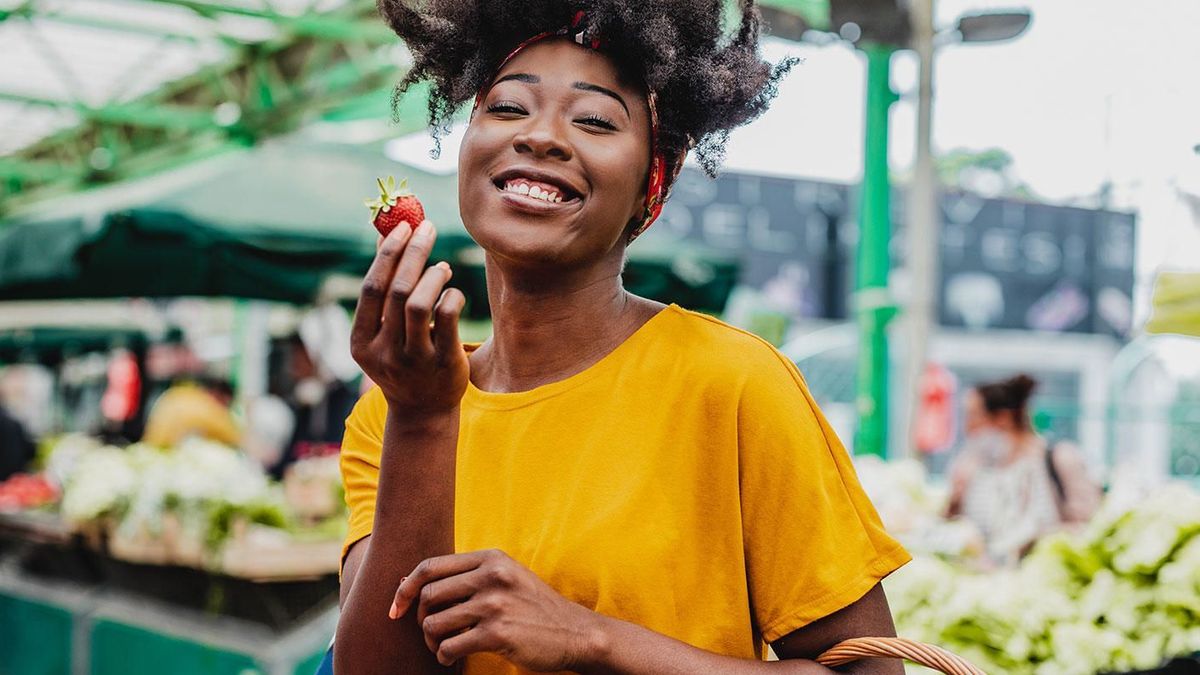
left=494, top=73, right=539, bottom=86
left=572, top=82, right=629, bottom=116
left=492, top=72, right=630, bottom=116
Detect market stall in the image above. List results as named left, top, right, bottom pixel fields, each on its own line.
left=0, top=435, right=343, bottom=675
left=855, top=457, right=1200, bottom=674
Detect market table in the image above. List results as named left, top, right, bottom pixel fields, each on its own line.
left=0, top=511, right=336, bottom=675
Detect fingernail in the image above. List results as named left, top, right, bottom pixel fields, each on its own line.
left=415, top=221, right=434, bottom=239
left=435, top=261, right=450, bottom=271
left=388, top=601, right=399, bottom=620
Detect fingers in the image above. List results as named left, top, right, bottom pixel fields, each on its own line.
left=421, top=602, right=484, bottom=661
left=402, top=262, right=453, bottom=358
left=432, top=287, right=466, bottom=361
left=414, top=567, right=487, bottom=629
left=391, top=550, right=492, bottom=618
left=434, top=622, right=495, bottom=667
left=378, top=221, right=437, bottom=347
left=351, top=225, right=414, bottom=353
left=415, top=572, right=489, bottom=654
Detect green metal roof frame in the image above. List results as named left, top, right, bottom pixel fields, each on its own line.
left=0, top=0, right=828, bottom=217
left=0, top=0, right=418, bottom=215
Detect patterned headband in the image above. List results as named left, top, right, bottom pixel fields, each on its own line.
left=471, top=11, right=685, bottom=241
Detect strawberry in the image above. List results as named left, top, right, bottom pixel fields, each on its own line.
left=365, top=176, right=425, bottom=237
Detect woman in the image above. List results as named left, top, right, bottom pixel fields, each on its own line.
left=946, top=374, right=1098, bottom=565
left=335, top=2, right=911, bottom=673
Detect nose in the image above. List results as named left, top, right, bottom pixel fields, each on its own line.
left=512, top=114, right=573, bottom=161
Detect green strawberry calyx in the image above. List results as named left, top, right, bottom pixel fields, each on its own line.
left=363, top=176, right=414, bottom=222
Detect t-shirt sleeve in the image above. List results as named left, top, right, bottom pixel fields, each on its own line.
left=339, top=386, right=387, bottom=571
left=736, top=346, right=911, bottom=644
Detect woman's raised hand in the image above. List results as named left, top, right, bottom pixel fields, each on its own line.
left=350, top=221, right=469, bottom=415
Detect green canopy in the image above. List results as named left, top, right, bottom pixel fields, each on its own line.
left=1, top=209, right=373, bottom=304
left=0, top=138, right=738, bottom=314
left=0, top=140, right=473, bottom=305
left=0, top=327, right=170, bottom=365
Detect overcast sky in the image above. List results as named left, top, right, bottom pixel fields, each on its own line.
left=723, top=0, right=1200, bottom=293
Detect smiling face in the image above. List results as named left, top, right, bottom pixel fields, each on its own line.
left=458, top=38, right=653, bottom=270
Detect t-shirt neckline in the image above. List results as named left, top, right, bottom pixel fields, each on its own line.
left=464, top=303, right=681, bottom=410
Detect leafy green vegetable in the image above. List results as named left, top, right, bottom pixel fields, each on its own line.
left=887, top=484, right=1200, bottom=674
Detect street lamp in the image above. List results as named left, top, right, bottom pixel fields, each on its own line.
left=901, top=4, right=1031, bottom=458
left=759, top=2, right=1030, bottom=459
left=954, top=11, right=1033, bottom=44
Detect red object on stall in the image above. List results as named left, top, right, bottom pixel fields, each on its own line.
left=0, top=473, right=58, bottom=512
left=915, top=362, right=957, bottom=454
left=100, top=350, right=141, bottom=422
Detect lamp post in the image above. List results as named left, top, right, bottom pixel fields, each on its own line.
left=759, top=1, right=1030, bottom=458
left=900, top=3, right=1031, bottom=458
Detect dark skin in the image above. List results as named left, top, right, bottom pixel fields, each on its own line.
left=336, top=38, right=902, bottom=674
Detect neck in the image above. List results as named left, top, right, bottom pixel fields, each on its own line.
left=471, top=254, right=657, bottom=393
left=1007, top=428, right=1035, bottom=455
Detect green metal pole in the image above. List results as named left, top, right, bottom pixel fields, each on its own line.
left=853, top=44, right=899, bottom=458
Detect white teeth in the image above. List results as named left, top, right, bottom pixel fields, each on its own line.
left=503, top=180, right=568, bottom=203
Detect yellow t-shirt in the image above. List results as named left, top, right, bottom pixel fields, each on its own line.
left=340, top=304, right=909, bottom=672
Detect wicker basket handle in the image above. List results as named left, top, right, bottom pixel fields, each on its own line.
left=816, top=637, right=986, bottom=675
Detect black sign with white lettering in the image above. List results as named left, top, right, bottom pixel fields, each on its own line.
left=653, top=170, right=854, bottom=320
left=651, top=169, right=1136, bottom=337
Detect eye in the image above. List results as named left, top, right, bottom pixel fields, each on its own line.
left=577, top=114, right=617, bottom=131
left=486, top=101, right=527, bottom=116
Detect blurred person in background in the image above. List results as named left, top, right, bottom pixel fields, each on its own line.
left=0, top=403, right=36, bottom=481
left=267, top=305, right=360, bottom=479
left=0, top=364, right=55, bottom=440
left=0, top=366, right=49, bottom=479
left=141, top=375, right=241, bottom=448
left=946, top=374, right=1100, bottom=565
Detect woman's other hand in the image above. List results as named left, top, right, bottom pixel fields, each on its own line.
left=390, top=549, right=607, bottom=671
left=351, top=221, right=469, bottom=416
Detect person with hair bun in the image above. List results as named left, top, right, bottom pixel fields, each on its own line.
left=946, top=374, right=1098, bottom=566
left=330, top=1, right=912, bottom=673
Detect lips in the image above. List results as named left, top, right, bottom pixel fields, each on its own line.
left=491, top=167, right=584, bottom=204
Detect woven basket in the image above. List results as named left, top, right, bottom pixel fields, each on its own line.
left=816, top=637, right=986, bottom=675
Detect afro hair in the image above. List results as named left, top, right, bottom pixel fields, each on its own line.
left=376, top=0, right=796, bottom=179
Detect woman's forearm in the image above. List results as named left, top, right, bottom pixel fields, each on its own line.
left=335, top=409, right=459, bottom=675
left=579, top=615, right=835, bottom=675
